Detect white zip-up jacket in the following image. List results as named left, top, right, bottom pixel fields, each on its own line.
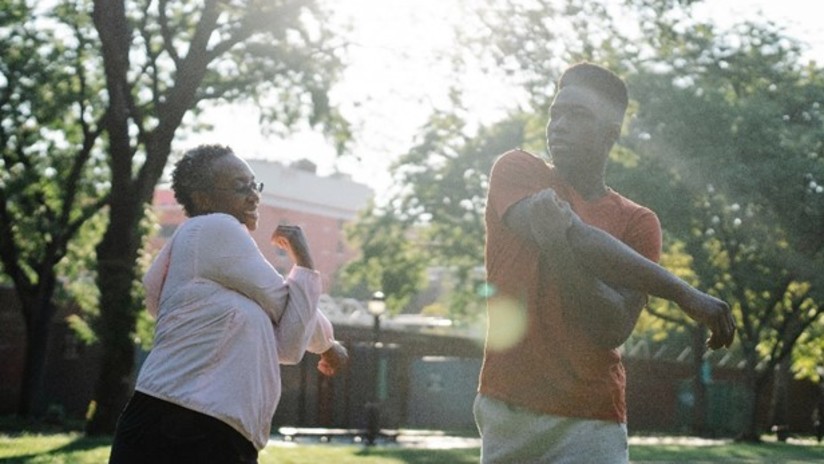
left=136, top=213, right=333, bottom=450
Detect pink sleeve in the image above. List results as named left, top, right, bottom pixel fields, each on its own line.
left=305, top=311, right=335, bottom=354
left=273, top=266, right=325, bottom=364
left=142, top=241, right=172, bottom=318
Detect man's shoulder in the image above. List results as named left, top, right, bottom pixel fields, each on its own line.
left=607, top=189, right=653, bottom=213
left=492, top=148, right=550, bottom=173
left=608, top=190, right=661, bottom=231
left=497, top=148, right=539, bottom=161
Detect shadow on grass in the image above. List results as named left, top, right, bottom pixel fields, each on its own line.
left=0, top=434, right=111, bottom=464
left=354, top=445, right=480, bottom=464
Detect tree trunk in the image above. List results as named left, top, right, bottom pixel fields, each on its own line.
left=690, top=326, right=708, bottom=436
left=770, top=357, right=791, bottom=441
left=85, top=209, right=142, bottom=435
left=86, top=0, right=141, bottom=436
left=16, top=302, right=55, bottom=418
left=738, top=361, right=768, bottom=442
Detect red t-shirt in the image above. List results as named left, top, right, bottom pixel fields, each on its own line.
left=479, top=149, right=662, bottom=423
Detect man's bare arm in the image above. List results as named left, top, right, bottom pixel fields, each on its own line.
left=565, top=213, right=734, bottom=348
left=523, top=189, right=735, bottom=349
left=504, top=192, right=646, bottom=348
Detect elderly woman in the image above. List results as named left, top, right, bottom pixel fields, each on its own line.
left=109, top=144, right=347, bottom=463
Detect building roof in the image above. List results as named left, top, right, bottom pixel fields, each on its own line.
left=247, top=159, right=373, bottom=220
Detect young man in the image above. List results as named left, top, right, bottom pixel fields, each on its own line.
left=476, top=63, right=735, bottom=463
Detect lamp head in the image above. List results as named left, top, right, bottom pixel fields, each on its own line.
left=368, top=291, right=386, bottom=316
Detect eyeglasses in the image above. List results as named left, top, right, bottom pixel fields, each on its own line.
left=213, top=181, right=264, bottom=196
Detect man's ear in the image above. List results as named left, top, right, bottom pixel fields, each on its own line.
left=605, top=121, right=621, bottom=145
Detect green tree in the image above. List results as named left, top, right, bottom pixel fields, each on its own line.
left=619, top=21, right=824, bottom=440
left=339, top=99, right=544, bottom=321
left=85, top=0, right=348, bottom=434
left=338, top=208, right=428, bottom=314
left=0, top=1, right=108, bottom=417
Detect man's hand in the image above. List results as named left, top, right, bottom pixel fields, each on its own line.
left=317, top=341, right=349, bottom=376
left=527, top=189, right=575, bottom=248
left=678, top=290, right=736, bottom=350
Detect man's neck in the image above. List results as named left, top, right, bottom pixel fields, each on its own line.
left=558, top=166, right=608, bottom=200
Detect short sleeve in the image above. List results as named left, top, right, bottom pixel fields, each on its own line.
left=623, top=209, right=662, bottom=263
left=487, top=150, right=552, bottom=222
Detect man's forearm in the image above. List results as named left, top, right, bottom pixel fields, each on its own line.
left=565, top=215, right=691, bottom=303
left=540, top=237, right=644, bottom=348
left=518, top=194, right=645, bottom=348
left=506, top=188, right=734, bottom=349
left=564, top=213, right=735, bottom=349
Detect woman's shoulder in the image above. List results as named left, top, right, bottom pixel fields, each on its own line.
left=181, top=213, right=246, bottom=238
left=186, top=212, right=241, bottom=226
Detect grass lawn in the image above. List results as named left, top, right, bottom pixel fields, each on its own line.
left=1, top=432, right=822, bottom=463
left=629, top=436, right=824, bottom=463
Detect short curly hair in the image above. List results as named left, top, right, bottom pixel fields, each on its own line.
left=171, top=144, right=234, bottom=217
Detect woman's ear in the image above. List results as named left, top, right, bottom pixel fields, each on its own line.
left=190, top=190, right=213, bottom=215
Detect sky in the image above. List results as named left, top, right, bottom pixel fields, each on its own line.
left=182, top=0, right=824, bottom=200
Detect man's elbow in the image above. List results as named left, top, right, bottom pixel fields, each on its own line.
left=588, top=313, right=634, bottom=349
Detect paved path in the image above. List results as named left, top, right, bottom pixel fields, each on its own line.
left=269, top=427, right=480, bottom=449
left=269, top=427, right=749, bottom=450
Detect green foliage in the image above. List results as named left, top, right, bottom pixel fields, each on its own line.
left=0, top=0, right=110, bottom=416
left=337, top=207, right=428, bottom=314
left=602, top=14, right=824, bottom=438
left=0, top=1, right=108, bottom=280
left=619, top=19, right=824, bottom=379
left=117, top=0, right=350, bottom=150
left=339, top=106, right=537, bottom=320
left=465, top=0, right=633, bottom=112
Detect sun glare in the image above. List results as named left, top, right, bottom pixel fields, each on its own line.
left=189, top=0, right=824, bottom=201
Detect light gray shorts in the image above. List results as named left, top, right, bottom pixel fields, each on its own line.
left=474, top=394, right=629, bottom=464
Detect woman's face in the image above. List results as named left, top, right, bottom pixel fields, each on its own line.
left=203, top=154, right=262, bottom=231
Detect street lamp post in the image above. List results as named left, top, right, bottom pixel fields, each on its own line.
left=368, top=291, right=386, bottom=345
left=365, top=291, right=386, bottom=446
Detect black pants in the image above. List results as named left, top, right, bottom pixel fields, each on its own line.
left=109, top=391, right=258, bottom=464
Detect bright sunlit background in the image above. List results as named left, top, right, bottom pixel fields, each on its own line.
left=183, top=0, right=824, bottom=201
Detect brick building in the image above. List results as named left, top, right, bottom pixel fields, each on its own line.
left=151, top=158, right=373, bottom=291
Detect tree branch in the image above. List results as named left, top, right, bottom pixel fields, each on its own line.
left=157, top=0, right=181, bottom=67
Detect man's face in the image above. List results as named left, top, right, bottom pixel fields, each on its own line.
left=546, top=85, right=616, bottom=174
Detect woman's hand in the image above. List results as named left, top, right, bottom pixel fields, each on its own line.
left=317, top=341, right=349, bottom=376
left=271, top=225, right=315, bottom=269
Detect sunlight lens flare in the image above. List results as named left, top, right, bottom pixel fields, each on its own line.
left=485, top=296, right=527, bottom=351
